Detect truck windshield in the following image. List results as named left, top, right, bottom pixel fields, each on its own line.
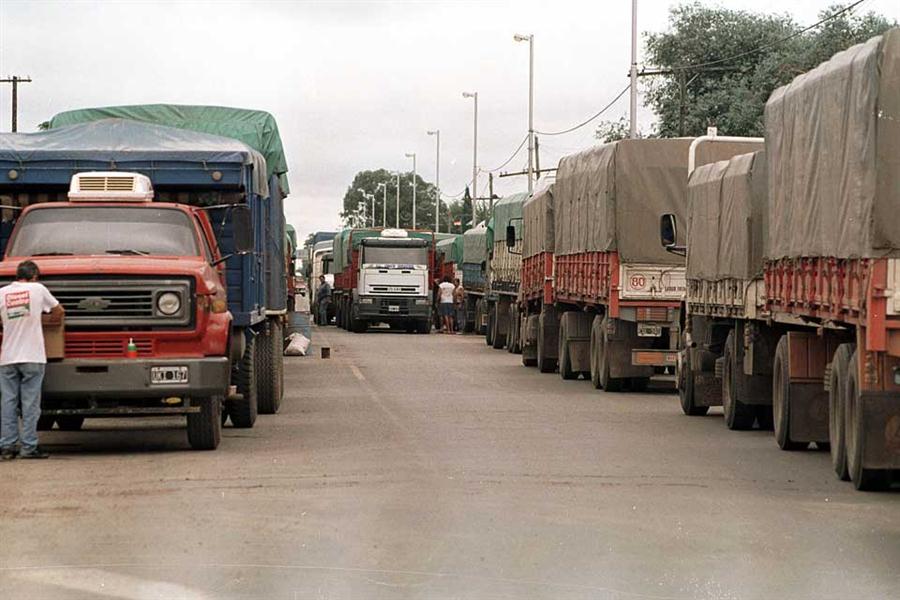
left=7, top=206, right=200, bottom=257
left=362, top=246, right=427, bottom=266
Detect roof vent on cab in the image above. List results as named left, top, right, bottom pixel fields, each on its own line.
left=68, top=171, right=154, bottom=202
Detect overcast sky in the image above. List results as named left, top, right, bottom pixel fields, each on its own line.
left=2, top=0, right=898, bottom=240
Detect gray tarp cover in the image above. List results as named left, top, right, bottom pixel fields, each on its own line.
left=523, top=184, right=554, bottom=258
left=554, top=138, right=762, bottom=264
left=492, top=192, right=529, bottom=240
left=463, top=222, right=488, bottom=264
left=0, top=119, right=269, bottom=196
left=687, top=151, right=767, bottom=280
left=765, top=28, right=900, bottom=259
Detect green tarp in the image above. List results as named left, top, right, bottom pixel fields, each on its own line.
left=332, top=228, right=434, bottom=273
left=492, top=192, right=529, bottom=241
left=49, top=104, right=290, bottom=193
left=463, top=222, right=488, bottom=265
left=436, top=235, right=464, bottom=266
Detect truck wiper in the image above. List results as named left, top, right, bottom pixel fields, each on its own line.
left=32, top=252, right=74, bottom=256
left=106, top=249, right=150, bottom=256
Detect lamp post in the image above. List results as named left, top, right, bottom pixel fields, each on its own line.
left=630, top=0, right=638, bottom=138
left=376, top=182, right=387, bottom=227
left=395, top=172, right=400, bottom=228
left=405, top=152, right=417, bottom=229
left=462, top=91, right=478, bottom=230
left=513, top=33, right=534, bottom=193
left=427, top=129, right=440, bottom=232
left=356, top=188, right=368, bottom=227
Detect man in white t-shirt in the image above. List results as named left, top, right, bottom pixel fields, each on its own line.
left=437, top=275, right=456, bottom=334
left=0, top=261, right=63, bottom=460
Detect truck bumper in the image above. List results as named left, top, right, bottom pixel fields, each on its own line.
left=356, top=297, right=431, bottom=321
left=42, top=357, right=230, bottom=401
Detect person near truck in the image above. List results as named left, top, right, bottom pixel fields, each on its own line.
left=453, top=278, right=465, bottom=334
left=437, top=275, right=456, bottom=334
left=316, top=275, right=332, bottom=326
left=0, top=260, right=64, bottom=460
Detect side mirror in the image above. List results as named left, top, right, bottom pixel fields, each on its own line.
left=660, top=214, right=677, bottom=248
left=505, top=224, right=516, bottom=248
left=232, top=205, right=254, bottom=254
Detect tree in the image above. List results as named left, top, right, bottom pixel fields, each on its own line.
left=643, top=3, right=895, bottom=137
left=342, top=168, right=453, bottom=231
left=594, top=116, right=651, bottom=143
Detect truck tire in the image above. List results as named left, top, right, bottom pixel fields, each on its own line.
left=679, top=348, right=709, bottom=416
left=597, top=315, right=623, bottom=392
left=56, top=416, right=85, bottom=431
left=187, top=395, right=222, bottom=450
left=416, top=319, right=431, bottom=334
left=536, top=309, right=558, bottom=373
left=522, top=314, right=538, bottom=367
left=37, top=416, right=55, bottom=431
left=722, top=331, right=756, bottom=430
left=350, top=313, right=367, bottom=333
left=491, top=303, right=507, bottom=349
left=463, top=297, right=475, bottom=333
left=485, top=304, right=495, bottom=347
left=845, top=350, right=888, bottom=490
left=558, top=315, right=577, bottom=380
left=829, top=343, right=854, bottom=481
left=773, top=336, right=805, bottom=450
left=229, top=336, right=258, bottom=429
left=257, top=321, right=284, bottom=415
left=506, top=306, right=517, bottom=353
left=590, top=316, right=603, bottom=389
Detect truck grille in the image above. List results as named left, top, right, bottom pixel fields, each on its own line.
left=55, top=289, right=155, bottom=318
left=65, top=337, right=154, bottom=358
left=378, top=298, right=410, bottom=316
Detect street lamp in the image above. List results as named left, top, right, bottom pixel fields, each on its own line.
left=395, top=171, right=401, bottom=228
left=356, top=188, right=367, bottom=227
left=376, top=182, right=387, bottom=227
left=514, top=33, right=534, bottom=194
left=405, top=152, right=417, bottom=229
left=462, top=91, right=478, bottom=230
left=427, top=129, right=440, bottom=233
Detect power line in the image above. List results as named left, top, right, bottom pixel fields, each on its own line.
left=485, top=134, right=529, bottom=173
left=535, top=84, right=631, bottom=136
left=651, top=0, right=868, bottom=73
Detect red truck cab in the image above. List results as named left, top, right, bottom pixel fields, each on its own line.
left=0, top=172, right=244, bottom=450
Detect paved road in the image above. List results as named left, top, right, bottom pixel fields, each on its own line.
left=1, top=325, right=898, bottom=599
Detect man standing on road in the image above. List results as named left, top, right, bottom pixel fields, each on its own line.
left=0, top=261, right=63, bottom=460
left=453, top=278, right=466, bottom=334
left=316, top=275, right=331, bottom=326
left=437, top=276, right=456, bottom=334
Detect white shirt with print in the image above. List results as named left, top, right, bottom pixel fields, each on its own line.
left=438, top=281, right=456, bottom=304
left=0, top=281, right=60, bottom=365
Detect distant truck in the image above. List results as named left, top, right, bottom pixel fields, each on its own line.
left=460, top=222, right=488, bottom=333
left=519, top=185, right=555, bottom=368
left=484, top=193, right=529, bottom=351
left=332, top=228, right=434, bottom=333
left=0, top=111, right=290, bottom=448
left=515, top=138, right=760, bottom=388
left=666, top=29, right=900, bottom=490
left=310, top=240, right=335, bottom=324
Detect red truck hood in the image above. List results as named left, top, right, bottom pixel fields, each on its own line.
left=0, top=255, right=223, bottom=295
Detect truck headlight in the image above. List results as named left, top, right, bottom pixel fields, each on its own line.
left=415, top=299, right=429, bottom=305
left=359, top=297, right=374, bottom=304
left=157, top=292, right=182, bottom=316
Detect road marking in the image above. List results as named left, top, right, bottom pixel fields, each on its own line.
left=349, top=364, right=366, bottom=382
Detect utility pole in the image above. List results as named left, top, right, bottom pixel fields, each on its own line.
left=1, top=76, right=32, bottom=132
left=427, top=129, right=440, bottom=232
left=405, top=153, right=417, bottom=229
left=514, top=34, right=534, bottom=193
left=377, top=182, right=387, bottom=227
left=629, top=0, right=638, bottom=139
left=463, top=91, right=478, bottom=231
left=488, top=173, right=494, bottom=213
left=395, top=172, right=401, bottom=228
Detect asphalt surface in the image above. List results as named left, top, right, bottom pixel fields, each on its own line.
left=1, top=324, right=898, bottom=599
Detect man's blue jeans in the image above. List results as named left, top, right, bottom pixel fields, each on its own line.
left=0, top=363, right=46, bottom=452
left=318, top=301, right=330, bottom=326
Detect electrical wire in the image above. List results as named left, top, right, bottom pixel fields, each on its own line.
left=534, top=84, right=631, bottom=136
left=485, top=134, right=529, bottom=173
left=657, top=0, right=868, bottom=73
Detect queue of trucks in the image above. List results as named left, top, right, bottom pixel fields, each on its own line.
left=0, top=105, right=293, bottom=451
left=470, top=28, right=900, bottom=490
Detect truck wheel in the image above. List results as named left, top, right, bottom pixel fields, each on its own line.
left=229, top=336, right=258, bottom=428
left=829, top=343, right=854, bottom=481
left=37, top=416, right=56, bottom=431
left=597, top=315, right=623, bottom=392
left=506, top=306, right=517, bottom=353
left=257, top=321, right=284, bottom=415
left=187, top=395, right=222, bottom=450
left=56, top=416, right=85, bottom=431
left=845, top=350, right=888, bottom=490
left=723, top=331, right=756, bottom=430
left=350, top=314, right=367, bottom=333
left=679, top=348, right=709, bottom=416
left=416, top=319, right=431, bottom=334
left=491, top=304, right=506, bottom=349
left=755, top=406, right=774, bottom=430
left=558, top=315, right=576, bottom=380
left=773, top=336, right=805, bottom=450
left=522, top=314, right=538, bottom=367
left=464, top=297, right=475, bottom=333
left=485, top=305, right=495, bottom=346
left=537, top=309, right=558, bottom=373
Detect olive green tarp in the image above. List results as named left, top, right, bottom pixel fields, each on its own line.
left=331, top=229, right=433, bottom=273
left=523, top=185, right=554, bottom=259
left=686, top=152, right=768, bottom=281
left=764, top=28, right=900, bottom=259
left=436, top=235, right=464, bottom=266
left=462, top=222, right=488, bottom=265
left=49, top=104, right=291, bottom=193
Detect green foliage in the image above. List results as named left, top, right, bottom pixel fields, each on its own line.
left=595, top=116, right=650, bottom=143
left=342, top=169, right=444, bottom=231
left=644, top=3, right=896, bottom=137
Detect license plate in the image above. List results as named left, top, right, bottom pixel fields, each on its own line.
left=151, top=366, right=189, bottom=385
left=638, top=324, right=662, bottom=337
left=388, top=305, right=400, bottom=312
